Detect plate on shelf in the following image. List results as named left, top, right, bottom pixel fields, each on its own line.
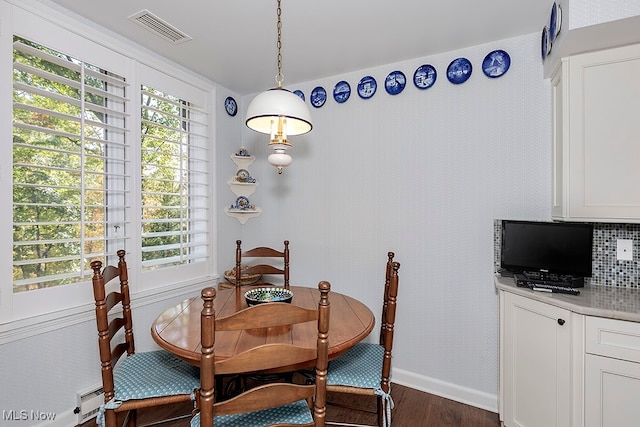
left=357, top=75, right=377, bottom=99
left=446, top=57, right=472, bottom=84
left=311, top=86, right=327, bottom=108
left=333, top=81, right=351, bottom=103
left=234, top=195, right=250, bottom=210
left=235, top=147, right=250, bottom=157
left=413, top=64, right=437, bottom=89
left=482, top=50, right=511, bottom=78
left=385, top=71, right=406, bottom=95
left=236, top=169, right=250, bottom=181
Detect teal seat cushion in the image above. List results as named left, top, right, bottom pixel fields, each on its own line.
left=114, top=350, right=200, bottom=401
left=327, top=343, right=394, bottom=427
left=327, top=342, right=384, bottom=389
left=97, top=350, right=200, bottom=426
left=190, top=399, right=313, bottom=426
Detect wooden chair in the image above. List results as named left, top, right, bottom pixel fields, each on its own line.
left=193, top=281, right=331, bottom=426
left=90, top=250, right=200, bottom=427
left=234, top=239, right=290, bottom=289
left=325, top=253, right=401, bottom=427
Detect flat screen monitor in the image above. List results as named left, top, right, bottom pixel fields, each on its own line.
left=500, top=220, right=594, bottom=278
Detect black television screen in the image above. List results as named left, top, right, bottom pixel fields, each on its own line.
left=500, top=220, right=594, bottom=278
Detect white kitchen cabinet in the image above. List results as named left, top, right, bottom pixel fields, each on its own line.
left=585, top=316, right=640, bottom=427
left=552, top=43, right=640, bottom=222
left=500, top=292, right=572, bottom=427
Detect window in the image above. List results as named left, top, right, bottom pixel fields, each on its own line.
left=12, top=37, right=129, bottom=294
left=2, top=11, right=213, bottom=325
left=140, top=85, right=209, bottom=271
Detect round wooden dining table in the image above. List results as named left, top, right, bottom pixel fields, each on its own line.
left=151, top=285, right=375, bottom=373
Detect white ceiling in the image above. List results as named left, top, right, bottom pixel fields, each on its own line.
left=48, top=0, right=552, bottom=95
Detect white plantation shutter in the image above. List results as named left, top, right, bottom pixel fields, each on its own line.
left=139, top=79, right=209, bottom=271
left=12, top=37, right=130, bottom=293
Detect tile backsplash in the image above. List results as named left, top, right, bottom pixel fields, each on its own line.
left=494, top=220, right=640, bottom=288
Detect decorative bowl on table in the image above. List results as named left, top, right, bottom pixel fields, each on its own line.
left=224, top=266, right=262, bottom=286
left=244, top=287, right=293, bottom=306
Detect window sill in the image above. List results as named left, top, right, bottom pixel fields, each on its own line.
left=0, top=275, right=219, bottom=345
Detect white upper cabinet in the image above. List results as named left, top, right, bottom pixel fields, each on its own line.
left=552, top=43, right=640, bottom=222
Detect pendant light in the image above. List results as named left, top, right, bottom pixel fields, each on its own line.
left=245, top=0, right=312, bottom=174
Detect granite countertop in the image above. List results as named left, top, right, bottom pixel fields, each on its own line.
left=495, top=274, right=640, bottom=323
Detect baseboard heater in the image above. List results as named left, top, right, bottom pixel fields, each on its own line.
left=75, top=385, right=104, bottom=424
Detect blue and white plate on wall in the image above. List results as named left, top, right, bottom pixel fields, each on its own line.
left=482, top=50, right=511, bottom=78
left=357, top=75, right=377, bottom=99
left=333, top=81, right=351, bottom=103
left=413, top=64, right=437, bottom=89
left=310, top=86, right=327, bottom=108
left=541, top=26, right=551, bottom=61
left=224, top=96, right=237, bottom=116
left=446, top=57, right=472, bottom=84
left=549, top=2, right=562, bottom=42
left=385, top=71, right=406, bottom=95
left=293, top=90, right=305, bottom=101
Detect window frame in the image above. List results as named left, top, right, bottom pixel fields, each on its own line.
left=0, top=1, right=217, bottom=333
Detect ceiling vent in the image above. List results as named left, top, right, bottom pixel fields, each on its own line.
left=128, top=9, right=192, bottom=44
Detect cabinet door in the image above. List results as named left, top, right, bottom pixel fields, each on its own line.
left=567, top=43, right=640, bottom=221
left=502, top=292, right=571, bottom=427
left=585, top=354, right=640, bottom=427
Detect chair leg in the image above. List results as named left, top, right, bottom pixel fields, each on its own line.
left=125, top=409, right=136, bottom=427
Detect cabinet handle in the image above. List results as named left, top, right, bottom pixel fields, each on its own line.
left=557, top=318, right=565, bottom=326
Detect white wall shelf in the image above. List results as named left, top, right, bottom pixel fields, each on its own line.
left=226, top=148, right=260, bottom=223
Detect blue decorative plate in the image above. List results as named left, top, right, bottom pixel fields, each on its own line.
left=224, top=96, right=237, bottom=116
left=310, top=86, right=327, bottom=108
left=413, top=64, right=437, bottom=89
left=446, top=58, right=472, bottom=84
left=333, top=81, right=351, bottom=103
left=385, top=71, right=406, bottom=95
left=482, top=50, right=511, bottom=78
left=541, top=26, right=551, bottom=61
left=549, top=2, right=562, bottom=42
left=357, top=76, right=377, bottom=99
left=293, top=90, right=305, bottom=101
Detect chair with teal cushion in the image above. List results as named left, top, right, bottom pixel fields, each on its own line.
left=91, top=250, right=200, bottom=427
left=326, top=253, right=400, bottom=427
left=193, top=282, right=331, bottom=426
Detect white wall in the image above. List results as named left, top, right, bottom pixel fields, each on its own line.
left=217, top=32, right=551, bottom=411
left=0, top=7, right=550, bottom=425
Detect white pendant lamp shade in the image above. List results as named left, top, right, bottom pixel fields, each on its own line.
left=245, top=88, right=313, bottom=136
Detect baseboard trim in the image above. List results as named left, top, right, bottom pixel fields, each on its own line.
left=392, top=368, right=498, bottom=413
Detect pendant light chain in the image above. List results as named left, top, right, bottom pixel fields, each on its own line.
left=275, top=0, right=284, bottom=87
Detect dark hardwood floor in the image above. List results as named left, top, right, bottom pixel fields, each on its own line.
left=79, top=383, right=500, bottom=427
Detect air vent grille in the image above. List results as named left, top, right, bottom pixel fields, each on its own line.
left=129, top=9, right=192, bottom=44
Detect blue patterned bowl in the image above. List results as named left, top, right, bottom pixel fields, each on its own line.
left=244, top=287, right=293, bottom=306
